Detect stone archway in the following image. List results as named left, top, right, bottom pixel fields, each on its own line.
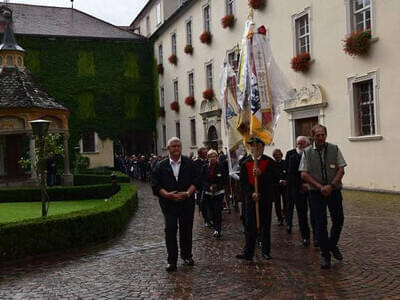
left=199, top=99, right=222, bottom=151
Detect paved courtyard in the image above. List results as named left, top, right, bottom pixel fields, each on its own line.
left=0, top=182, right=399, bottom=299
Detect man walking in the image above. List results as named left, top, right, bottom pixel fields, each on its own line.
left=152, top=137, right=198, bottom=272
left=300, top=125, right=346, bottom=269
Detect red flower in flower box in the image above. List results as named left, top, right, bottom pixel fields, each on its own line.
left=249, top=0, right=265, bottom=10
left=221, top=14, right=235, bottom=29
left=156, top=63, right=164, bottom=74
left=168, top=54, right=178, bottom=65
left=203, top=89, right=215, bottom=100
left=343, top=30, right=372, bottom=56
left=184, top=44, right=193, bottom=55
left=170, top=101, right=179, bottom=112
left=185, top=96, right=195, bottom=106
left=159, top=107, right=165, bottom=118
left=200, top=31, right=212, bottom=45
left=291, top=52, right=311, bottom=73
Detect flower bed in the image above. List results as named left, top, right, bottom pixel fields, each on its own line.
left=170, top=101, right=179, bottom=112
left=221, top=14, right=235, bottom=29
left=203, top=89, right=215, bottom=100
left=200, top=31, right=212, bottom=44
left=291, top=52, right=311, bottom=73
left=185, top=96, right=195, bottom=106
left=184, top=44, right=193, bottom=55
left=343, top=30, right=372, bottom=56
left=168, top=54, right=177, bottom=65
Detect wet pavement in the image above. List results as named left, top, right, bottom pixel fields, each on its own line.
left=0, top=182, right=399, bottom=299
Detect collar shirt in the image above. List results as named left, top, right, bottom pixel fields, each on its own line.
left=169, top=156, right=182, bottom=181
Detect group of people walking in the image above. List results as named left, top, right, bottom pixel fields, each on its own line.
left=151, top=124, right=346, bottom=272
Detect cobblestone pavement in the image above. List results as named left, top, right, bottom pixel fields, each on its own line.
left=0, top=182, right=400, bottom=299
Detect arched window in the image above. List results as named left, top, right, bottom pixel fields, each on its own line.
left=208, top=126, right=218, bottom=141
left=0, top=55, right=3, bottom=65
left=17, top=56, right=22, bottom=67
left=6, top=55, right=13, bottom=66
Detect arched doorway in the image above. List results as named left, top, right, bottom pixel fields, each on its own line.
left=207, top=126, right=218, bottom=150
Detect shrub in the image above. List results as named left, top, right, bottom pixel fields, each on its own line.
left=185, top=96, right=195, bottom=106
left=249, top=0, right=265, bottom=9
left=344, top=30, right=372, bottom=56
left=0, top=183, right=138, bottom=260
left=73, top=173, right=129, bottom=186
left=184, top=44, right=193, bottom=55
left=200, top=31, right=212, bottom=44
left=156, top=63, right=164, bottom=74
left=74, top=154, right=90, bottom=173
left=168, top=54, right=177, bottom=65
left=221, top=14, right=235, bottom=29
left=291, top=52, right=311, bottom=73
left=170, top=101, right=179, bottom=112
left=203, top=88, right=215, bottom=100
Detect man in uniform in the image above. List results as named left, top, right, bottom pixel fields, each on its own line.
left=236, top=137, right=278, bottom=261
left=300, top=124, right=346, bottom=269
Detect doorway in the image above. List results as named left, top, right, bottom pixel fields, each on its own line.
left=294, top=117, right=318, bottom=139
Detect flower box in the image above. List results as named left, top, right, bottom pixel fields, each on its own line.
left=200, top=31, right=212, bottom=45
left=291, top=52, right=311, bottom=73
left=203, top=89, right=215, bottom=100
left=343, top=30, right=372, bottom=56
left=159, top=107, right=165, bottom=117
left=168, top=54, right=178, bottom=65
left=221, top=14, right=235, bottom=29
left=249, top=0, right=265, bottom=10
left=156, top=63, right=164, bottom=74
left=170, top=101, right=179, bottom=112
left=185, top=96, right=195, bottom=106
left=184, top=44, right=193, bottom=55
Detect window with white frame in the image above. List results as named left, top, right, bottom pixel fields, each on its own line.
left=158, top=44, right=163, bottom=64
left=173, top=80, right=179, bottom=102
left=348, top=72, right=379, bottom=137
left=295, top=13, right=310, bottom=54
left=203, top=5, right=211, bottom=32
left=160, top=86, right=165, bottom=107
left=175, top=121, right=181, bottom=139
left=186, top=20, right=192, bottom=45
left=190, top=119, right=197, bottom=146
left=162, top=125, right=167, bottom=148
left=226, top=0, right=235, bottom=15
left=156, top=2, right=162, bottom=25
left=146, top=16, right=150, bottom=36
left=206, top=63, right=213, bottom=89
left=171, top=33, right=177, bottom=55
left=345, top=0, right=374, bottom=35
left=188, top=72, right=194, bottom=97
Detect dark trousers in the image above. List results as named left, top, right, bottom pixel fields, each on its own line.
left=162, top=200, right=195, bottom=265
left=200, top=192, right=210, bottom=223
left=295, top=192, right=312, bottom=240
left=205, top=193, right=224, bottom=232
left=244, top=197, right=272, bottom=257
left=274, top=187, right=286, bottom=222
left=309, top=190, right=344, bottom=258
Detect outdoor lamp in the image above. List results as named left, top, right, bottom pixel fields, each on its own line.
left=29, top=119, right=51, bottom=137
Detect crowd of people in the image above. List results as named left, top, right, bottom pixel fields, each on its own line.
left=148, top=124, right=346, bottom=272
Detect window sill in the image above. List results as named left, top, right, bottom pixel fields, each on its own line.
left=370, top=36, right=379, bottom=43
left=81, top=151, right=100, bottom=154
left=348, top=135, right=383, bottom=142
left=190, top=146, right=198, bottom=149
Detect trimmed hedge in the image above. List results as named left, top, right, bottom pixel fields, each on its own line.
left=0, top=183, right=138, bottom=260
left=73, top=173, right=130, bottom=185
left=0, top=184, right=118, bottom=203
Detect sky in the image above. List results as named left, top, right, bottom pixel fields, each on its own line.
left=5, top=0, right=148, bottom=26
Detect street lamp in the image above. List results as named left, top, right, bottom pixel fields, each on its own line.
left=29, top=119, right=51, bottom=217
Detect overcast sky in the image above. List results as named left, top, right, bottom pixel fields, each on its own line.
left=5, top=0, right=148, bottom=26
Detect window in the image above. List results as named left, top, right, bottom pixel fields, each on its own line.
left=6, top=55, right=13, bottom=66
left=158, top=44, right=163, bottom=64
left=345, top=0, right=374, bottom=35
left=82, top=131, right=96, bottom=153
left=146, top=16, right=150, bottom=36
left=162, top=125, right=167, bottom=148
left=176, top=122, right=181, bottom=139
left=228, top=51, right=236, bottom=69
left=171, top=33, right=177, bottom=55
left=17, top=56, right=22, bottom=67
left=160, top=86, right=165, bottom=107
left=173, top=80, right=179, bottom=102
left=186, top=20, right=192, bottom=45
left=203, top=5, right=211, bottom=32
left=0, top=56, right=2, bottom=65
left=296, top=14, right=310, bottom=54
left=206, top=63, right=213, bottom=89
left=348, top=71, right=380, bottom=139
left=190, top=119, right=197, bottom=146
left=188, top=72, right=194, bottom=97
left=226, top=0, right=235, bottom=15
left=156, top=2, right=162, bottom=25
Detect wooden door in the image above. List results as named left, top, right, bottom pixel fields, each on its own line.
left=6, top=135, right=24, bottom=178
left=295, top=117, right=319, bottom=140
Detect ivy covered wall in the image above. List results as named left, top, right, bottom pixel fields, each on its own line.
left=15, top=36, right=157, bottom=155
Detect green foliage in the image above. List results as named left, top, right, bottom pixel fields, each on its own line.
left=0, top=183, right=138, bottom=260
left=77, top=51, right=96, bottom=77
left=73, top=154, right=90, bottom=173
left=77, top=92, right=96, bottom=119
left=123, top=52, right=139, bottom=79
left=73, top=173, right=129, bottom=185
left=0, top=184, right=118, bottom=203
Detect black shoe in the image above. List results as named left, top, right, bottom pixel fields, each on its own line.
left=183, top=258, right=195, bottom=266
left=286, top=226, right=292, bottom=234
left=262, top=253, right=272, bottom=260
left=236, top=253, right=253, bottom=261
left=213, top=230, right=221, bottom=238
left=166, top=264, right=177, bottom=272
left=331, top=247, right=343, bottom=261
left=204, top=222, right=210, bottom=227
left=313, top=240, right=320, bottom=248
left=302, top=239, right=310, bottom=247
left=278, top=220, right=284, bottom=226
left=320, top=256, right=331, bottom=269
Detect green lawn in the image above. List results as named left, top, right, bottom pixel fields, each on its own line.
left=0, top=199, right=107, bottom=224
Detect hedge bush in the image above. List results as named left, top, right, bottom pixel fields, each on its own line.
left=73, top=173, right=130, bottom=185
left=0, top=184, right=118, bottom=203
left=0, top=183, right=137, bottom=260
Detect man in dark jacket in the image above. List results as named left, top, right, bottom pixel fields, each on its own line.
left=236, top=137, right=279, bottom=261
left=152, top=137, right=198, bottom=272
left=193, top=147, right=209, bottom=225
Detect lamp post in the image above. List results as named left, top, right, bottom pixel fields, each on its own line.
left=29, top=119, right=51, bottom=217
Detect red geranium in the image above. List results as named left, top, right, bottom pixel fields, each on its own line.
left=203, top=89, right=215, bottom=100
left=170, top=101, right=179, bottom=112
left=249, top=0, right=265, bottom=9
left=185, top=96, right=195, bottom=106
left=200, top=31, right=212, bottom=44
left=343, top=30, right=372, bottom=56
left=168, top=54, right=177, bottom=65
left=184, top=44, right=193, bottom=55
left=221, top=14, right=235, bottom=29
left=156, top=63, right=164, bottom=74
left=291, top=52, right=311, bottom=73
left=159, top=107, right=165, bottom=117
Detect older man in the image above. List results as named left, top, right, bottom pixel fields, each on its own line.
left=300, top=125, right=346, bottom=269
left=152, top=137, right=198, bottom=272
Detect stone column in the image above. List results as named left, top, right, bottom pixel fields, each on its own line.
left=61, top=132, right=73, bottom=186
left=28, top=134, right=37, bottom=179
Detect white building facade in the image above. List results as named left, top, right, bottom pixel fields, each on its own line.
left=132, top=0, right=400, bottom=193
